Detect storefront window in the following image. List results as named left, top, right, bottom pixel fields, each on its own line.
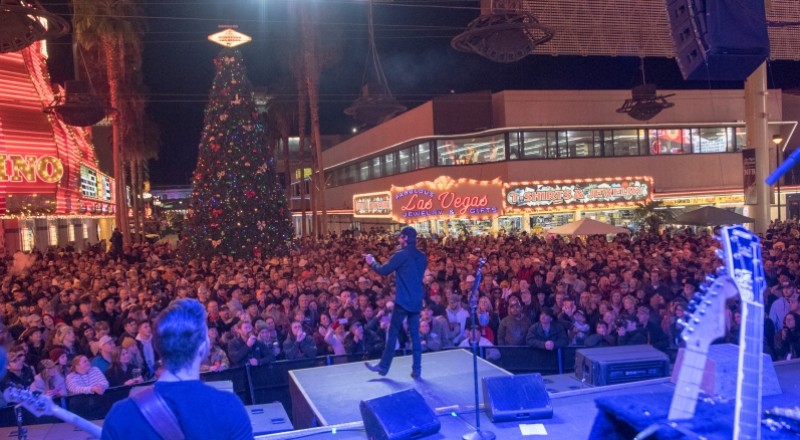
left=21, top=221, right=34, bottom=251
left=508, top=132, right=522, bottom=160
left=68, top=223, right=76, bottom=242
left=371, top=156, right=382, bottom=178
left=417, top=142, right=432, bottom=168
left=607, top=129, right=640, bottom=156
left=567, top=130, right=599, bottom=157
left=522, top=131, right=547, bottom=159
left=649, top=129, right=690, bottom=155
left=82, top=223, right=89, bottom=239
left=398, top=148, right=411, bottom=173
left=48, top=221, right=58, bottom=245
left=695, top=127, right=732, bottom=153
left=735, top=127, right=746, bottom=150
left=384, top=152, right=396, bottom=175
left=436, top=135, right=505, bottom=165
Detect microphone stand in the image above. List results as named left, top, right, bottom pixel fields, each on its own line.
left=462, top=258, right=494, bottom=440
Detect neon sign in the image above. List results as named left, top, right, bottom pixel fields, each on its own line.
left=353, top=192, right=392, bottom=218
left=0, top=154, right=63, bottom=183
left=504, top=176, right=652, bottom=212
left=391, top=176, right=503, bottom=222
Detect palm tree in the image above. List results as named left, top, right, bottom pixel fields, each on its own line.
left=633, top=200, right=675, bottom=233
left=72, top=0, right=145, bottom=245
left=291, top=1, right=344, bottom=237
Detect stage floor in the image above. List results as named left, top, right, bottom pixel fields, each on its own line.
left=271, top=351, right=800, bottom=440
left=288, top=349, right=512, bottom=427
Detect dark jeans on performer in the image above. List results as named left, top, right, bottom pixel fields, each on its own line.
left=378, top=304, right=421, bottom=376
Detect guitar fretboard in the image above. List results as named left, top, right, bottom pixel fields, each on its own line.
left=734, top=295, right=764, bottom=440
left=668, top=345, right=708, bottom=421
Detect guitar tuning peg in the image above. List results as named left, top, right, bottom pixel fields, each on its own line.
left=698, top=284, right=708, bottom=293
left=686, top=302, right=696, bottom=312
left=705, top=274, right=716, bottom=284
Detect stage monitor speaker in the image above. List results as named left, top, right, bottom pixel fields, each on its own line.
left=575, top=345, right=670, bottom=386
left=482, top=373, right=553, bottom=422
left=359, top=388, right=440, bottom=440
left=666, top=0, right=769, bottom=81
left=246, top=402, right=294, bottom=435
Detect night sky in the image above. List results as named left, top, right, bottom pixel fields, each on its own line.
left=38, top=1, right=800, bottom=186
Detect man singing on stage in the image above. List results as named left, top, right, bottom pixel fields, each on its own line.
left=364, top=226, right=427, bottom=379
left=102, top=299, right=252, bottom=439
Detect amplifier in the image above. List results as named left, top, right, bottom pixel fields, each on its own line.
left=575, top=345, right=670, bottom=386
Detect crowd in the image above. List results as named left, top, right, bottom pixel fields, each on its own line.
left=1, top=219, right=799, bottom=402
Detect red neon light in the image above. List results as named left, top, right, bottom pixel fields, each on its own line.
left=0, top=43, right=112, bottom=216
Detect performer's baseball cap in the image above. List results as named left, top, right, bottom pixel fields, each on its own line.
left=400, top=226, right=417, bottom=243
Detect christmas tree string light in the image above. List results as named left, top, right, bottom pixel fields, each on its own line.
left=180, top=48, right=293, bottom=259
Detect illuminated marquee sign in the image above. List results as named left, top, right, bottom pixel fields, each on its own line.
left=391, top=176, right=503, bottom=222
left=80, top=165, right=113, bottom=201
left=0, top=154, right=63, bottom=183
left=659, top=194, right=744, bottom=207
left=504, top=176, right=653, bottom=212
left=353, top=192, right=392, bottom=218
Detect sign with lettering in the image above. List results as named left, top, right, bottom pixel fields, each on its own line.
left=353, top=192, right=392, bottom=218
left=0, top=154, right=63, bottom=184
left=504, top=176, right=652, bottom=212
left=391, top=176, right=503, bottom=222
left=660, top=194, right=744, bottom=207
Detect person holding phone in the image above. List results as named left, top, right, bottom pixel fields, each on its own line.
left=363, top=226, right=427, bottom=379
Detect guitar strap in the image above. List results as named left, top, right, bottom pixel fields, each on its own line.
left=131, top=386, right=185, bottom=440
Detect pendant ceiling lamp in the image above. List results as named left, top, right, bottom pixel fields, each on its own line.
left=0, top=0, right=69, bottom=53
left=451, top=0, right=554, bottom=63
left=345, top=0, right=406, bottom=127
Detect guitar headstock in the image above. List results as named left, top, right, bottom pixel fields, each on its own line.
left=681, top=274, right=739, bottom=351
left=3, top=387, right=56, bottom=417
left=717, top=225, right=766, bottom=306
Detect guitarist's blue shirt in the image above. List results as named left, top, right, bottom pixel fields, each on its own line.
left=101, top=380, right=252, bottom=440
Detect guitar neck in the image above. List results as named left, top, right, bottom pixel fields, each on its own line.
left=50, top=405, right=102, bottom=438
left=734, top=299, right=764, bottom=440
left=668, top=345, right=708, bottom=421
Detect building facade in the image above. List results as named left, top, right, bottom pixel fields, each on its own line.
left=0, top=42, right=116, bottom=253
left=313, top=89, right=799, bottom=235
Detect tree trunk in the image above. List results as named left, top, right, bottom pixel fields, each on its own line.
left=102, top=36, right=130, bottom=244
left=300, top=3, right=327, bottom=237
left=134, top=158, right=145, bottom=242
left=296, top=73, right=309, bottom=237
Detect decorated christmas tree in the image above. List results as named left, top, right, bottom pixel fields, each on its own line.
left=181, top=48, right=293, bottom=259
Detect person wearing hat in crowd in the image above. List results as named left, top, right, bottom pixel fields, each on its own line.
left=250, top=320, right=280, bottom=365
left=30, top=359, right=67, bottom=398
left=91, top=335, right=117, bottom=374
left=2, top=345, right=36, bottom=390
left=526, top=307, right=569, bottom=351
left=364, top=226, right=427, bottom=379
left=20, top=325, right=47, bottom=367
left=103, top=298, right=252, bottom=439
left=497, top=295, right=530, bottom=346
left=77, top=323, right=96, bottom=358
left=49, top=347, right=69, bottom=378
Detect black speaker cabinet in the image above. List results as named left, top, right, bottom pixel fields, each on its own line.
left=666, top=0, right=769, bottom=81
left=359, top=388, right=440, bottom=440
left=482, top=373, right=553, bottom=422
